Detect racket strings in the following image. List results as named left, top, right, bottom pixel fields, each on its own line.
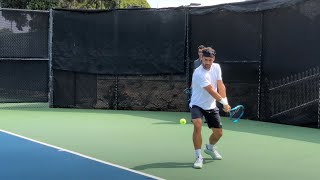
left=230, top=108, right=240, bottom=117
left=229, top=105, right=244, bottom=123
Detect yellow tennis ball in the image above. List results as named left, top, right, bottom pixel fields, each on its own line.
left=180, top=118, right=187, bottom=124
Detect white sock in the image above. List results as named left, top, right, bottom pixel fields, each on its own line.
left=206, top=144, right=214, bottom=150
left=195, top=149, right=203, bottom=159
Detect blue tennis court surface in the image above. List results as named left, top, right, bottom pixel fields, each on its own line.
left=0, top=130, right=162, bottom=180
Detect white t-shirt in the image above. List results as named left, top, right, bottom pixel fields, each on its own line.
left=189, top=63, right=222, bottom=110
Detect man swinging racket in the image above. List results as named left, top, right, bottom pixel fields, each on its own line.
left=189, top=47, right=231, bottom=169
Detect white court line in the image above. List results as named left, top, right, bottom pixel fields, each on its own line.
left=0, top=129, right=165, bottom=180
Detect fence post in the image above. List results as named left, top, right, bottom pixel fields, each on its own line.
left=184, top=7, right=191, bottom=110
left=318, top=69, right=320, bottom=128
left=48, top=9, right=53, bottom=107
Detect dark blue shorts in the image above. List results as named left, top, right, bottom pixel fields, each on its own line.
left=190, top=105, right=222, bottom=129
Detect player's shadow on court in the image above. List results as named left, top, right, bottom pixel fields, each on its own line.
left=132, top=160, right=214, bottom=170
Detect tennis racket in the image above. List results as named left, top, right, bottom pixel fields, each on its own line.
left=229, top=105, right=244, bottom=123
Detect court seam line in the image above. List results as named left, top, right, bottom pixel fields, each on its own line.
left=0, top=129, right=165, bottom=180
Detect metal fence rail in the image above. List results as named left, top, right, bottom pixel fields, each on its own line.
left=262, top=67, right=320, bottom=128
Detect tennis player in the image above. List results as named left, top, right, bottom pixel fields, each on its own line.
left=189, top=47, right=231, bottom=169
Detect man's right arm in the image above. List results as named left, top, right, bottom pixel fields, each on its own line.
left=203, top=84, right=223, bottom=102
left=203, top=84, right=231, bottom=112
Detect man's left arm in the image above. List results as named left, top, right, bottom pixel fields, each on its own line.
left=217, top=80, right=230, bottom=112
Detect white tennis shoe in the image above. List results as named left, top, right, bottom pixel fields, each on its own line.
left=193, top=157, right=203, bottom=169
left=204, top=144, right=222, bottom=160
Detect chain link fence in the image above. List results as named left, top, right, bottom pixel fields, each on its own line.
left=52, top=71, right=188, bottom=112
left=0, top=9, right=49, bottom=104
left=1, top=5, right=320, bottom=128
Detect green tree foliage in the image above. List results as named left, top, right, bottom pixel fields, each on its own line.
left=0, top=0, right=30, bottom=9
left=76, top=0, right=117, bottom=9
left=0, top=0, right=150, bottom=10
left=120, top=0, right=150, bottom=8
left=27, top=0, right=59, bottom=10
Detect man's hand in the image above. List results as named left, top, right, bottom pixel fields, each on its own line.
left=223, top=104, right=231, bottom=113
